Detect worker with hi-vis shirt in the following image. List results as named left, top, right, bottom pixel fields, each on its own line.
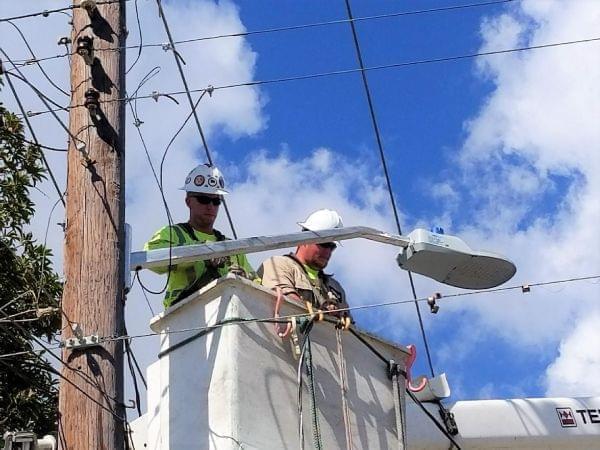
left=258, top=209, right=352, bottom=321
left=145, top=164, right=254, bottom=308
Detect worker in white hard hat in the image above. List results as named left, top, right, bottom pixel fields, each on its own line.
left=144, top=164, right=255, bottom=308
left=258, top=209, right=352, bottom=320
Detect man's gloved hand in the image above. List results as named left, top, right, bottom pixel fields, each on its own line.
left=206, top=257, right=228, bottom=268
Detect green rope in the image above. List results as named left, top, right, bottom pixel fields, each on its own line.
left=304, top=334, right=323, bottom=450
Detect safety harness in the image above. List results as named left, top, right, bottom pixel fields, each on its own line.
left=170, top=223, right=228, bottom=306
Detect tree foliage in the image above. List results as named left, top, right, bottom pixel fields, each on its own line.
left=0, top=86, right=62, bottom=437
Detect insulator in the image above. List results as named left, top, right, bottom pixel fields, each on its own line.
left=84, top=88, right=100, bottom=114
left=76, top=36, right=94, bottom=65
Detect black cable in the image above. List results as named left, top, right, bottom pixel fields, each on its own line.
left=1, top=57, right=84, bottom=149
left=18, top=35, right=600, bottom=118
left=7, top=71, right=69, bottom=111
left=36, top=197, right=63, bottom=304
left=406, top=389, right=462, bottom=449
left=2, top=272, right=598, bottom=356
left=90, top=0, right=519, bottom=54
left=125, top=0, right=143, bottom=75
left=124, top=328, right=143, bottom=417
left=344, top=0, right=436, bottom=377
left=0, top=308, right=124, bottom=413
left=158, top=90, right=207, bottom=189
left=9, top=0, right=515, bottom=64
left=127, top=66, right=175, bottom=298
left=13, top=135, right=68, bottom=152
left=0, top=0, right=130, bottom=23
left=131, top=268, right=156, bottom=316
left=4, top=20, right=70, bottom=96
left=155, top=0, right=239, bottom=239
left=2, top=56, right=66, bottom=207
left=126, top=339, right=147, bottom=389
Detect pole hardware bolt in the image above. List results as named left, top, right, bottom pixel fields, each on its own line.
left=76, top=36, right=94, bottom=65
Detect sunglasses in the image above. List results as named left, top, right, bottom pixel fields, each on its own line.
left=317, top=242, right=337, bottom=250
left=191, top=195, right=222, bottom=206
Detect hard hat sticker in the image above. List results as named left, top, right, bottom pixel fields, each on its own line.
left=207, top=177, right=217, bottom=187
left=194, top=175, right=205, bottom=186
left=185, top=177, right=191, bottom=185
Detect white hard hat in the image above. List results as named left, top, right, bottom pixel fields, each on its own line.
left=180, top=164, right=228, bottom=195
left=298, top=209, right=343, bottom=231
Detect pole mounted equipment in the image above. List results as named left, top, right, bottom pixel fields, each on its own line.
left=76, top=36, right=94, bottom=65
left=79, top=0, right=97, bottom=14
left=84, top=88, right=101, bottom=119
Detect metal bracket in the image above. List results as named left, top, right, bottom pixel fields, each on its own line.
left=64, top=334, right=101, bottom=349
left=439, top=407, right=459, bottom=436
left=63, top=323, right=101, bottom=349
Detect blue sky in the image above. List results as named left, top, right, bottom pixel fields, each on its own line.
left=2, top=0, right=599, bottom=417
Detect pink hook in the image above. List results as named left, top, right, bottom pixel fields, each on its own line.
left=406, top=344, right=428, bottom=392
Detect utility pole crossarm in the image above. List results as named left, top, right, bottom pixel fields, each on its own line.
left=130, top=226, right=409, bottom=271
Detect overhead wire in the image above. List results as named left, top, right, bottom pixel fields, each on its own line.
left=1, top=272, right=598, bottom=363
left=1, top=51, right=66, bottom=207
left=11, top=136, right=68, bottom=152
left=13, top=273, right=589, bottom=348
left=155, top=0, right=239, bottom=239
left=3, top=20, right=70, bottom=97
left=0, top=309, right=127, bottom=425
left=10, top=0, right=516, bottom=62
left=125, top=0, right=143, bottom=75
left=126, top=66, right=177, bottom=298
left=18, top=35, right=600, bottom=118
left=0, top=0, right=130, bottom=23
left=343, top=0, right=436, bottom=377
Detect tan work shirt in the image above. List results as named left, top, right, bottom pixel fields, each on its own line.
left=258, top=254, right=351, bottom=318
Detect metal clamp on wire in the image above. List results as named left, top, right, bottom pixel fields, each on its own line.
left=305, top=301, right=324, bottom=322
left=387, top=359, right=407, bottom=381
left=427, top=292, right=441, bottom=314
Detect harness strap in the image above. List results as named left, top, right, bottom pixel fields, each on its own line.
left=170, top=224, right=229, bottom=306
left=284, top=253, right=335, bottom=309
left=336, top=329, right=353, bottom=450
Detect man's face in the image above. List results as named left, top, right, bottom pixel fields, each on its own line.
left=300, top=242, right=336, bottom=270
left=185, top=193, right=221, bottom=229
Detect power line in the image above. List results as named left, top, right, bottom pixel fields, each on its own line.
left=1, top=273, right=598, bottom=359
left=344, top=0, right=436, bottom=378
left=79, top=274, right=600, bottom=345
left=10, top=0, right=516, bottom=63
left=0, top=0, right=129, bottom=23
left=155, top=0, right=239, bottom=239
left=20, top=35, right=600, bottom=117
left=2, top=51, right=66, bottom=207
left=3, top=19, right=70, bottom=97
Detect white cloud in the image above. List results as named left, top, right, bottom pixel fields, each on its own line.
left=441, top=0, right=600, bottom=348
left=545, top=310, right=600, bottom=397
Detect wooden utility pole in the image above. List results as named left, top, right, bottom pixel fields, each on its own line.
left=59, top=1, right=126, bottom=448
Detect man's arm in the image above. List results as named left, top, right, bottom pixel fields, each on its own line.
left=258, top=257, right=303, bottom=303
